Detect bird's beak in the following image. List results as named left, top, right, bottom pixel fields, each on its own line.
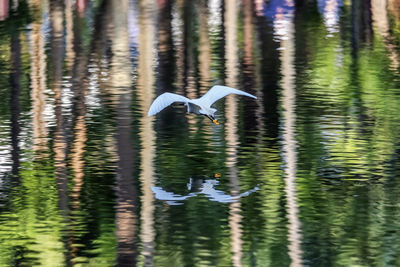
left=207, top=115, right=220, bottom=125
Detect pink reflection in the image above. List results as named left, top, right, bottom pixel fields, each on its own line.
left=76, top=0, right=86, bottom=15
left=158, top=0, right=166, bottom=8
left=0, top=0, right=8, bottom=21
left=255, top=0, right=264, bottom=16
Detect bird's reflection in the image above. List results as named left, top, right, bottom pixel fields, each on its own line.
left=152, top=174, right=259, bottom=205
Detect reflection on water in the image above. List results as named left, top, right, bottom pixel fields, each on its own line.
left=1, top=0, right=400, bottom=266
left=278, top=1, right=303, bottom=266
left=111, top=0, right=138, bottom=265
left=137, top=0, right=156, bottom=266
left=152, top=175, right=260, bottom=205
left=224, top=0, right=243, bottom=266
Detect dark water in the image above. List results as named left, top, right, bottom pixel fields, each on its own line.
left=1, top=0, right=400, bottom=266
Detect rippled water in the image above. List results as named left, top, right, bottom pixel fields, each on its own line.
left=1, top=0, right=400, bottom=266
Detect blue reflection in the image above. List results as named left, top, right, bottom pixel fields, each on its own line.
left=262, top=0, right=294, bottom=20
left=317, top=0, right=342, bottom=35
left=260, top=0, right=295, bottom=41
left=152, top=177, right=259, bottom=205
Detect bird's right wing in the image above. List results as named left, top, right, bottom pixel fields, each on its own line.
left=147, top=92, right=190, bottom=116
left=198, top=85, right=257, bottom=107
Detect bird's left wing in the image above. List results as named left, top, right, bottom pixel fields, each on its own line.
left=148, top=92, right=190, bottom=116
left=198, top=85, right=256, bottom=107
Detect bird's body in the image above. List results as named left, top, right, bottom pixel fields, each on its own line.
left=148, top=85, right=256, bottom=124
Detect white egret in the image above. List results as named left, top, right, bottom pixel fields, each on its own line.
left=147, top=85, right=257, bottom=124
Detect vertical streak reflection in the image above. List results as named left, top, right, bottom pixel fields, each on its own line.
left=225, top=0, right=242, bottom=266
left=50, top=0, right=68, bottom=215
left=138, top=1, right=156, bottom=265
left=10, top=25, right=21, bottom=183
left=243, top=0, right=263, bottom=132
left=31, top=18, right=47, bottom=156
left=371, top=0, right=399, bottom=70
left=69, top=5, right=89, bottom=259
left=111, top=0, right=138, bottom=265
left=198, top=0, right=211, bottom=94
left=182, top=1, right=197, bottom=126
left=65, top=0, right=75, bottom=68
left=174, top=0, right=185, bottom=94
left=279, top=4, right=303, bottom=266
left=30, top=0, right=48, bottom=155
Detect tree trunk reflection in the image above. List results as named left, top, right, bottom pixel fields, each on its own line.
left=224, top=1, right=243, bottom=266
left=279, top=2, right=303, bottom=266
left=10, top=29, right=21, bottom=185
left=111, top=0, right=138, bottom=265
left=50, top=0, right=68, bottom=219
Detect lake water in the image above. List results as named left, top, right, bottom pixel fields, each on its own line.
left=1, top=0, right=400, bottom=266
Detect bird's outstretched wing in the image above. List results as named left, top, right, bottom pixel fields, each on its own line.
left=198, top=85, right=257, bottom=107
left=148, top=92, right=190, bottom=116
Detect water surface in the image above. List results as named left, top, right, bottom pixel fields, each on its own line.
left=1, top=0, right=400, bottom=266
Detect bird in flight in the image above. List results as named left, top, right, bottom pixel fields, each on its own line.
left=147, top=85, right=257, bottom=124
